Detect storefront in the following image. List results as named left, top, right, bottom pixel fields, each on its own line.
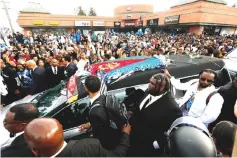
left=18, top=0, right=237, bottom=35
left=147, top=18, right=159, bottom=33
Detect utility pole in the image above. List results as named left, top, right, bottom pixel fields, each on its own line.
left=1, top=0, right=14, bottom=33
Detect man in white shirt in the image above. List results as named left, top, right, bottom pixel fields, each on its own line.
left=164, top=69, right=224, bottom=126
left=0, top=75, right=8, bottom=107
left=76, top=53, right=89, bottom=73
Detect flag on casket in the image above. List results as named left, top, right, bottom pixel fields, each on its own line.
left=66, top=75, right=78, bottom=104
left=90, top=56, right=149, bottom=76
left=105, top=57, right=166, bottom=84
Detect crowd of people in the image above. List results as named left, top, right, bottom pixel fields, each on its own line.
left=1, top=30, right=237, bottom=157
left=1, top=31, right=237, bottom=105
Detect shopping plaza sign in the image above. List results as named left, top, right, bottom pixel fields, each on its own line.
left=93, top=21, right=105, bottom=26
left=164, top=15, right=180, bottom=25
left=75, top=21, right=91, bottom=26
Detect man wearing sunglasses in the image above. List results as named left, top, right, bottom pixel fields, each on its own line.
left=1, top=103, right=39, bottom=157
left=164, top=69, right=224, bottom=127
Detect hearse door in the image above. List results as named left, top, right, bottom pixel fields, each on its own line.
left=52, top=97, right=91, bottom=142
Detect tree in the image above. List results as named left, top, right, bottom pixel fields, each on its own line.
left=77, top=6, right=86, bottom=16
left=88, top=7, right=97, bottom=16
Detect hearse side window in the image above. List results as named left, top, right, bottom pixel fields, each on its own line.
left=52, top=97, right=90, bottom=130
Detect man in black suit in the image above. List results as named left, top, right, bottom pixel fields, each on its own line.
left=24, top=118, right=131, bottom=157
left=128, top=73, right=182, bottom=157
left=0, top=59, right=18, bottom=104
left=46, top=59, right=65, bottom=88
left=79, top=76, right=124, bottom=150
left=27, top=60, right=47, bottom=95
left=1, top=103, right=39, bottom=157
left=63, top=55, right=78, bottom=79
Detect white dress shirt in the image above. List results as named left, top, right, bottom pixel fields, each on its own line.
left=1, top=131, right=24, bottom=148
left=170, top=77, right=224, bottom=126
left=51, top=66, right=57, bottom=74
left=0, top=75, right=8, bottom=96
left=50, top=141, right=67, bottom=158
left=90, top=92, right=100, bottom=105
left=139, top=93, right=165, bottom=110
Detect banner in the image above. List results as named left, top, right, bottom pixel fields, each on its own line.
left=90, top=57, right=148, bottom=75
left=93, top=21, right=104, bottom=26
left=164, top=15, right=180, bottom=25
left=75, top=21, right=91, bottom=26
left=66, top=75, right=78, bottom=103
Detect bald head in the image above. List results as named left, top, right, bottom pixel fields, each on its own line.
left=24, top=118, right=64, bottom=157
left=50, top=58, right=59, bottom=67
left=28, top=60, right=36, bottom=66
left=26, top=60, right=37, bottom=70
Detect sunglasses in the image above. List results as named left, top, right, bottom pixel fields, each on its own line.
left=200, top=77, right=214, bottom=83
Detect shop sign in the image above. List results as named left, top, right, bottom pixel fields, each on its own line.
left=75, top=21, right=91, bottom=26
left=164, top=15, right=180, bottom=25
left=114, top=21, right=121, bottom=27
left=93, top=21, right=104, bottom=26
left=125, top=22, right=136, bottom=27
left=49, top=21, right=59, bottom=26
left=33, top=20, right=44, bottom=25
left=147, top=18, right=159, bottom=26
left=127, top=7, right=132, bottom=11
left=126, top=14, right=132, bottom=19
left=137, top=21, right=143, bottom=27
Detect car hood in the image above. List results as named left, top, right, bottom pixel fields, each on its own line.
left=0, top=94, right=39, bottom=147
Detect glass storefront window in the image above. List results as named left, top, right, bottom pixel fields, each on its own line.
left=32, top=28, right=67, bottom=36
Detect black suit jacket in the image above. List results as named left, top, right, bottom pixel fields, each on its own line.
left=30, top=66, right=47, bottom=95
left=65, top=63, right=78, bottom=79
left=2, top=65, right=17, bottom=94
left=129, top=91, right=182, bottom=157
left=46, top=66, right=65, bottom=88
left=1, top=134, right=35, bottom=157
left=56, top=133, right=129, bottom=157
left=87, top=96, right=122, bottom=150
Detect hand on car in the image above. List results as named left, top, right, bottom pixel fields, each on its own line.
left=163, top=69, right=172, bottom=78
left=122, top=123, right=131, bottom=135
left=79, top=122, right=91, bottom=131
left=25, top=95, right=32, bottom=98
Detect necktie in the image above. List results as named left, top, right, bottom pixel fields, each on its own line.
left=54, top=67, right=57, bottom=74
left=141, top=96, right=152, bottom=111
left=29, top=70, right=32, bottom=78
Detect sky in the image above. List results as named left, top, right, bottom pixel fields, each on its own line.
left=0, top=0, right=236, bottom=31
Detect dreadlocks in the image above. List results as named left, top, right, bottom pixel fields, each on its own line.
left=152, top=73, right=171, bottom=94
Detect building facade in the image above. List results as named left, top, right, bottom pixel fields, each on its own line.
left=17, top=0, right=237, bottom=35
